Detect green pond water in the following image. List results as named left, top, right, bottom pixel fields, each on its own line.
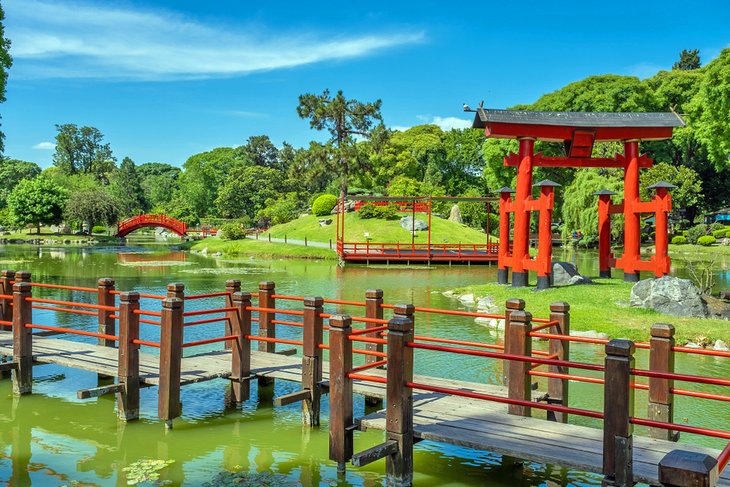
left=0, top=243, right=728, bottom=486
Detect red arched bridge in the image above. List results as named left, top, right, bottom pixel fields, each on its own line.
left=116, top=214, right=216, bottom=238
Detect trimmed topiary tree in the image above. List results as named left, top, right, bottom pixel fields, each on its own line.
left=220, top=223, right=246, bottom=241
left=697, top=235, right=716, bottom=246
left=685, top=224, right=707, bottom=244
left=311, top=194, right=338, bottom=216
left=671, top=235, right=687, bottom=245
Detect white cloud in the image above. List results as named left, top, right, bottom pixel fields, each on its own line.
left=32, top=141, right=55, bottom=150
left=5, top=0, right=425, bottom=81
left=393, top=116, right=472, bottom=132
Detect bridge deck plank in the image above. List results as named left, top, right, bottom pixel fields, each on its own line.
left=1, top=331, right=727, bottom=485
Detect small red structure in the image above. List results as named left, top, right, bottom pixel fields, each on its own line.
left=117, top=214, right=218, bottom=238
left=471, top=108, right=684, bottom=288
left=336, top=195, right=498, bottom=263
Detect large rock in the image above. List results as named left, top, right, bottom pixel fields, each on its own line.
left=552, top=262, right=592, bottom=286
left=400, top=216, right=428, bottom=232
left=703, top=295, right=730, bottom=320
left=630, top=276, right=709, bottom=318
left=448, top=205, right=463, bottom=224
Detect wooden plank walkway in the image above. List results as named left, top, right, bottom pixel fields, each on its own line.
left=2, top=330, right=727, bottom=486
left=359, top=393, right=730, bottom=486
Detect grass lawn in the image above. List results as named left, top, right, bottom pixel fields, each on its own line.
left=189, top=237, right=337, bottom=260
left=267, top=213, right=493, bottom=244
left=452, top=279, right=730, bottom=345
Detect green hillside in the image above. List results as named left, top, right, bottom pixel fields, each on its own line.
left=267, top=212, right=494, bottom=244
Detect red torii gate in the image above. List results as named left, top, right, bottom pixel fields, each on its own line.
left=470, top=108, right=684, bottom=288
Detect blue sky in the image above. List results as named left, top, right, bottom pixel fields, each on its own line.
left=3, top=0, right=730, bottom=168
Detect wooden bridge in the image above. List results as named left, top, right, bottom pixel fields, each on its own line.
left=116, top=214, right=217, bottom=238
left=0, top=272, right=729, bottom=487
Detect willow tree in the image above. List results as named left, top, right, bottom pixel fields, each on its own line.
left=561, top=169, right=623, bottom=239
left=297, top=89, right=383, bottom=193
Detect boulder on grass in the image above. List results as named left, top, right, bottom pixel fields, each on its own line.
left=400, top=216, right=428, bottom=231
left=630, top=276, right=709, bottom=318
left=552, top=262, right=592, bottom=286
left=448, top=205, right=463, bottom=224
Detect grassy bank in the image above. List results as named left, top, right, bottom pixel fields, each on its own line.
left=190, top=237, right=337, bottom=260
left=451, top=279, right=729, bottom=345
left=267, top=213, right=492, bottom=244
left=0, top=230, right=118, bottom=244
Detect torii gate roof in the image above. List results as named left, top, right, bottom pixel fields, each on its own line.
left=471, top=108, right=685, bottom=143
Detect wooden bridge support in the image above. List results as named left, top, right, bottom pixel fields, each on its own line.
left=117, top=291, right=140, bottom=421
left=649, top=323, right=677, bottom=441
left=97, top=278, right=116, bottom=347
left=328, top=314, right=353, bottom=474
left=386, top=311, right=415, bottom=487
left=547, top=302, right=570, bottom=423
left=158, top=297, right=183, bottom=428
left=12, top=278, right=33, bottom=395
left=301, top=297, right=324, bottom=426
left=602, top=339, right=635, bottom=487
left=224, top=280, right=241, bottom=350
left=506, top=309, right=532, bottom=417
left=230, top=292, right=251, bottom=404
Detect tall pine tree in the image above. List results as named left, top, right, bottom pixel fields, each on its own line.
left=109, top=157, right=145, bottom=216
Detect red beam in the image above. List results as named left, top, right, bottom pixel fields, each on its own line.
left=486, top=123, right=674, bottom=142
left=504, top=152, right=653, bottom=169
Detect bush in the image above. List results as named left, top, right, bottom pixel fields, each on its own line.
left=697, top=235, right=716, bottom=246
left=257, top=193, right=300, bottom=226
left=92, top=225, right=106, bottom=234
left=685, top=224, right=707, bottom=244
left=311, top=194, right=338, bottom=216
left=712, top=228, right=727, bottom=238
left=710, top=222, right=726, bottom=232
left=671, top=235, right=687, bottom=245
left=358, top=203, right=377, bottom=219
left=358, top=203, right=399, bottom=220
left=220, top=223, right=246, bottom=241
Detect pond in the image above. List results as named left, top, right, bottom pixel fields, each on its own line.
left=0, top=243, right=727, bottom=486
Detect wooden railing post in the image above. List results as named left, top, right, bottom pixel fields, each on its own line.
left=649, top=323, right=677, bottom=441
left=386, top=312, right=415, bottom=487
left=0, top=270, right=15, bottom=330
left=504, top=298, right=525, bottom=360
left=548, top=302, right=570, bottom=422
left=158, top=296, right=184, bottom=429
left=506, top=309, right=532, bottom=417
left=12, top=280, right=32, bottom=395
left=224, top=280, right=241, bottom=350
left=258, top=281, right=276, bottom=353
left=166, top=283, right=184, bottom=300
left=603, top=339, right=635, bottom=487
left=365, top=289, right=384, bottom=364
left=117, top=291, right=140, bottom=421
left=230, top=292, right=251, bottom=404
left=97, top=278, right=116, bottom=347
left=328, top=314, right=353, bottom=475
left=659, top=450, right=718, bottom=487
left=302, top=296, right=324, bottom=426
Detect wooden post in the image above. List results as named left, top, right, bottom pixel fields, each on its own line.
left=602, top=339, right=635, bottom=487
left=15, top=271, right=31, bottom=284
left=365, top=289, right=385, bottom=364
left=649, top=323, right=677, bottom=441
left=504, top=298, right=525, bottom=360
left=659, top=450, right=718, bottom=487
left=97, top=278, right=116, bottom=347
left=167, top=283, right=184, bottom=300
left=224, top=280, right=241, bottom=350
left=230, top=292, right=251, bottom=404
left=386, top=312, right=415, bottom=487
left=12, top=281, right=32, bottom=395
left=302, top=296, right=324, bottom=426
left=0, top=270, right=15, bottom=330
left=547, top=302, right=570, bottom=422
left=117, top=291, right=140, bottom=421
left=258, top=281, right=276, bottom=353
left=328, top=314, right=353, bottom=475
left=506, top=309, right=532, bottom=417
left=158, top=297, right=184, bottom=428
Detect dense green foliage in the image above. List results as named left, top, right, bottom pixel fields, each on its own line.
left=0, top=159, right=40, bottom=209
left=685, top=224, right=708, bottom=244
left=357, top=203, right=398, bottom=220
left=671, top=235, right=687, bottom=245
left=64, top=188, right=118, bottom=231
left=219, top=223, right=246, bottom=241
left=0, top=2, right=11, bottom=154
left=697, top=235, right=716, bottom=246
left=7, top=177, right=68, bottom=233
left=311, top=194, right=338, bottom=216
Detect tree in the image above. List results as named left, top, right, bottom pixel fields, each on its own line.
left=640, top=162, right=702, bottom=215
left=691, top=48, right=730, bottom=170
left=137, top=162, right=181, bottom=209
left=7, top=176, right=68, bottom=233
left=109, top=157, right=145, bottom=216
left=237, top=135, right=284, bottom=170
left=64, top=188, right=118, bottom=231
left=52, top=124, right=116, bottom=182
left=673, top=49, right=701, bottom=71
left=561, top=169, right=624, bottom=239
left=215, top=166, right=289, bottom=219
left=0, top=3, right=12, bottom=154
left=0, top=159, right=41, bottom=208
left=297, top=89, right=383, bottom=193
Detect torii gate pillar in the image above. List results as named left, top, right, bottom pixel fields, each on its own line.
left=511, top=138, right=535, bottom=288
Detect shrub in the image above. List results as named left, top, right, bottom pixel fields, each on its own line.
left=92, top=225, right=106, bottom=234
left=311, top=194, right=338, bottom=216
left=697, top=235, right=716, bottom=246
left=671, top=235, right=687, bottom=245
left=257, top=193, right=300, bottom=226
left=373, top=204, right=398, bottom=220
left=220, top=223, right=246, bottom=241
left=712, top=229, right=727, bottom=239
left=710, top=222, right=726, bottom=232
left=685, top=224, right=707, bottom=244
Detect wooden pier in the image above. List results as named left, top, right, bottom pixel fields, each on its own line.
left=1, top=273, right=729, bottom=487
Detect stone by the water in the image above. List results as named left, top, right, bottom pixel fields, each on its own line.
left=714, top=340, right=730, bottom=351
left=552, top=262, right=592, bottom=286
left=630, top=276, right=709, bottom=318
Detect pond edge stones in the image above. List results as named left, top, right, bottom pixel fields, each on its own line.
left=630, top=275, right=709, bottom=318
